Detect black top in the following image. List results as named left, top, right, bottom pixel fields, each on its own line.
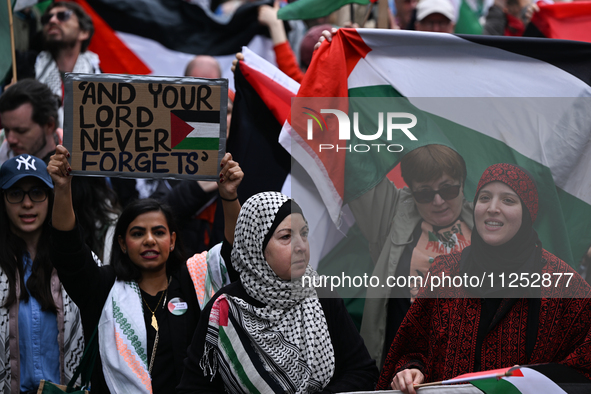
left=384, top=221, right=423, bottom=365
left=49, top=225, right=203, bottom=393
left=177, top=281, right=379, bottom=393
left=141, top=288, right=176, bottom=393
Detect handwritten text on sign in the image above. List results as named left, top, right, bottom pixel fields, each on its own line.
left=64, top=74, right=227, bottom=180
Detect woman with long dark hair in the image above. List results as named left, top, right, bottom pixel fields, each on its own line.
left=47, top=145, right=243, bottom=393
left=0, top=154, right=84, bottom=393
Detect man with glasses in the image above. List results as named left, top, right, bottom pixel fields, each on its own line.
left=349, top=144, right=473, bottom=368
left=36, top=1, right=100, bottom=126
left=0, top=79, right=60, bottom=166
left=414, top=0, right=457, bottom=33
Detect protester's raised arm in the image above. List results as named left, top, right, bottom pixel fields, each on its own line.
left=258, top=0, right=287, bottom=46
left=48, top=145, right=75, bottom=231
left=218, top=152, right=243, bottom=244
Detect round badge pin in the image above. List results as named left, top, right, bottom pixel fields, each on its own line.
left=168, top=297, right=188, bottom=316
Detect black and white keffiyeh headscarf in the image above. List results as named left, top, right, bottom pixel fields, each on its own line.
left=203, top=192, right=335, bottom=393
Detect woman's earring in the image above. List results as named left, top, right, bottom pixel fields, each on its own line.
left=170, top=246, right=173, bottom=251
left=122, top=249, right=127, bottom=254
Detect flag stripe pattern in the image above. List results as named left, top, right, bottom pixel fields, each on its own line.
left=470, top=366, right=569, bottom=394
left=73, top=0, right=151, bottom=74
left=186, top=123, right=219, bottom=138
left=86, top=0, right=269, bottom=56
left=277, top=0, right=370, bottom=21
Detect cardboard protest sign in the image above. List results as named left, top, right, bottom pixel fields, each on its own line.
left=63, top=73, right=227, bottom=180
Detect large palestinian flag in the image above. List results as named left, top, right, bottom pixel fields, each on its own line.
left=231, top=47, right=358, bottom=270
left=233, top=47, right=375, bottom=329
left=67, top=0, right=275, bottom=81
left=282, top=28, right=591, bottom=267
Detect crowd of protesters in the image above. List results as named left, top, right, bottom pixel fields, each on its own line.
left=1, top=0, right=591, bottom=393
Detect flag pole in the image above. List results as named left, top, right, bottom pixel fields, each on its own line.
left=414, top=369, right=516, bottom=388
left=361, top=3, right=374, bottom=27
left=6, top=0, right=17, bottom=82
left=414, top=381, right=443, bottom=388
left=350, top=3, right=355, bottom=24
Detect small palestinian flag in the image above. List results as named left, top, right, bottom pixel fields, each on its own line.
left=459, top=364, right=590, bottom=393
left=170, top=110, right=220, bottom=150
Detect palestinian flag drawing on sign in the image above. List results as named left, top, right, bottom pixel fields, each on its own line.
left=170, top=110, right=220, bottom=151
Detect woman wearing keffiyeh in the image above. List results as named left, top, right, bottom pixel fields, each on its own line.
left=178, top=191, right=378, bottom=393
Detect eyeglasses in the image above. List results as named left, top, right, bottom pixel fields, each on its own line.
left=411, top=185, right=461, bottom=204
left=41, top=10, right=73, bottom=25
left=3, top=188, right=49, bottom=204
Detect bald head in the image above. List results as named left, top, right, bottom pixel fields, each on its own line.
left=184, top=55, right=222, bottom=79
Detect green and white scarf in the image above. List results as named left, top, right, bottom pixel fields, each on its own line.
left=98, top=281, right=152, bottom=394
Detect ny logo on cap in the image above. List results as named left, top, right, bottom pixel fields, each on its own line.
left=16, top=155, right=36, bottom=171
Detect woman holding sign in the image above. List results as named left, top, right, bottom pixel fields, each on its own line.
left=47, top=145, right=243, bottom=393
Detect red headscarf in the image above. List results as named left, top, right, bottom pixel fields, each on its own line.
left=460, top=163, right=542, bottom=297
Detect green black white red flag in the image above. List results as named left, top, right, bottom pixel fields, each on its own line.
left=462, top=364, right=590, bottom=393
left=282, top=28, right=591, bottom=267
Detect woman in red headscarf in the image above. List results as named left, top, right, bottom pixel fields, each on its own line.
left=379, top=163, right=591, bottom=394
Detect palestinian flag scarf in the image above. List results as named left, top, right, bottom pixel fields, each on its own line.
left=201, top=192, right=335, bottom=393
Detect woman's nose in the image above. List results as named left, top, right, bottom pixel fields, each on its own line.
left=432, top=192, right=445, bottom=205
left=487, top=198, right=500, bottom=213
left=144, top=232, right=156, bottom=244
left=292, top=235, right=308, bottom=253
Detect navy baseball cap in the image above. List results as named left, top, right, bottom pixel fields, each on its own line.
left=0, top=154, right=53, bottom=190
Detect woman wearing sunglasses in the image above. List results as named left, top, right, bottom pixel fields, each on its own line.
left=0, top=154, right=84, bottom=393
left=379, top=163, right=591, bottom=393
left=350, top=144, right=473, bottom=367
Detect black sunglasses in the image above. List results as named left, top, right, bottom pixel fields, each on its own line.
left=411, top=185, right=461, bottom=204
left=41, top=9, right=73, bottom=25
left=4, top=187, right=49, bottom=204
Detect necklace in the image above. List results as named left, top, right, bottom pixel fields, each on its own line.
left=141, top=277, right=171, bottom=375
left=142, top=278, right=170, bottom=332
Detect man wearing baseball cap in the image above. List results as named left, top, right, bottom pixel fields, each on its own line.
left=415, top=0, right=457, bottom=33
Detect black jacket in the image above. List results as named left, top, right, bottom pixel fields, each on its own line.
left=50, top=225, right=201, bottom=393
